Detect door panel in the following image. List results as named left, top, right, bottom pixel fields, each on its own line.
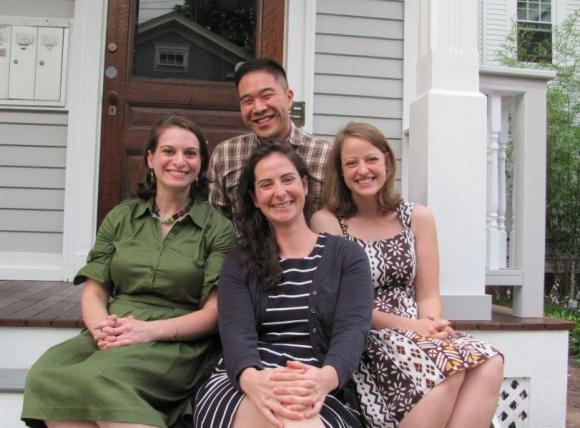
left=98, top=0, right=284, bottom=222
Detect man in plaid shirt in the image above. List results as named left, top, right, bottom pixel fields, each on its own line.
left=208, top=58, right=331, bottom=220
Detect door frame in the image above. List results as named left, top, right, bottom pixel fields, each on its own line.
left=96, top=0, right=286, bottom=223
left=51, top=0, right=318, bottom=280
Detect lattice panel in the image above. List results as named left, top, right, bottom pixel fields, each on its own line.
left=494, top=377, right=530, bottom=428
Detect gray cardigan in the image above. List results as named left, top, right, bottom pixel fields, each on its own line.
left=218, top=234, right=373, bottom=390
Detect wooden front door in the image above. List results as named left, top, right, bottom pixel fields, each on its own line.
left=98, top=0, right=284, bottom=222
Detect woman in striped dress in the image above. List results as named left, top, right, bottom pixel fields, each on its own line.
left=194, top=141, right=373, bottom=428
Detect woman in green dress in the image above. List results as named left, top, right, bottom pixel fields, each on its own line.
left=21, top=115, right=236, bottom=428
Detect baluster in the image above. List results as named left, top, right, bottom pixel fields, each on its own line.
left=498, top=99, right=509, bottom=268
left=487, top=94, right=502, bottom=269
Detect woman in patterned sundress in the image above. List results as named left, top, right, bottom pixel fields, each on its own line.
left=194, top=141, right=373, bottom=428
left=311, top=123, right=504, bottom=428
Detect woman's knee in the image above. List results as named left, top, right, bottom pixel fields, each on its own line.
left=444, top=369, right=466, bottom=393
left=484, top=355, right=504, bottom=385
left=468, top=355, right=504, bottom=391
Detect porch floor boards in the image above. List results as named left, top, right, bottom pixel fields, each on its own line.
left=0, top=280, right=84, bottom=328
left=0, top=280, right=574, bottom=330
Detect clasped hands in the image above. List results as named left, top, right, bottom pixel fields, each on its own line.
left=91, top=314, right=152, bottom=350
left=414, top=314, right=456, bottom=339
left=240, top=360, right=338, bottom=428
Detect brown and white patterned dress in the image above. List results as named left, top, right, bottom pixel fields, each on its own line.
left=338, top=201, right=501, bottom=428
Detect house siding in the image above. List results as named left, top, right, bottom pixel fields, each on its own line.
left=480, top=0, right=511, bottom=66
left=0, top=111, right=67, bottom=253
left=313, top=0, right=404, bottom=183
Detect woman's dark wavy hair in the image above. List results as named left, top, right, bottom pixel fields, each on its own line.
left=236, top=140, right=313, bottom=290
left=137, top=114, right=209, bottom=202
left=323, top=122, right=400, bottom=217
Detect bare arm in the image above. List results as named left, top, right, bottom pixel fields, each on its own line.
left=371, top=205, right=452, bottom=337
left=412, top=204, right=441, bottom=319
left=81, top=279, right=111, bottom=341
left=148, top=290, right=218, bottom=341
left=310, top=209, right=342, bottom=236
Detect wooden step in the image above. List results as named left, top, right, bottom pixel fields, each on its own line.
left=0, top=281, right=84, bottom=328
left=0, top=281, right=574, bottom=331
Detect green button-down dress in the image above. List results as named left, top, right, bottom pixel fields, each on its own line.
left=22, top=198, right=235, bottom=428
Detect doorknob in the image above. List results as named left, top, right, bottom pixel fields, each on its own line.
left=107, top=90, right=119, bottom=105
left=107, top=90, right=118, bottom=116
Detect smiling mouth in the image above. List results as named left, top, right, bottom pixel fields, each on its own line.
left=167, top=170, right=190, bottom=177
left=356, top=177, right=375, bottom=184
left=272, top=200, right=292, bottom=208
left=254, top=114, right=275, bottom=125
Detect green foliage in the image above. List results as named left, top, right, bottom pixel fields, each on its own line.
left=545, top=300, right=580, bottom=363
left=498, top=11, right=580, bottom=302
left=173, top=0, right=256, bottom=51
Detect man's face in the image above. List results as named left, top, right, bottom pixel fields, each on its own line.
left=237, top=70, right=294, bottom=141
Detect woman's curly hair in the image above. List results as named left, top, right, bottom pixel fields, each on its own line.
left=235, top=140, right=313, bottom=289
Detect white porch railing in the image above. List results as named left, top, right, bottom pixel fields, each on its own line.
left=481, top=66, right=556, bottom=317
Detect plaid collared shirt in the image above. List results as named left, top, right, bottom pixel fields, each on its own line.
left=208, top=123, right=331, bottom=220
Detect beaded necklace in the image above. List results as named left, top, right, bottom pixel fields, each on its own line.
left=152, top=200, right=192, bottom=225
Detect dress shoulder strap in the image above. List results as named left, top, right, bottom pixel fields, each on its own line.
left=336, top=216, right=349, bottom=239
left=397, top=200, right=415, bottom=229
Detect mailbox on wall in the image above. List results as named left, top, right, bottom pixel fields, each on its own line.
left=0, top=16, right=70, bottom=108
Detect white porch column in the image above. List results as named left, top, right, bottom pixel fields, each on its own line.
left=61, top=0, right=108, bottom=280
left=409, top=0, right=491, bottom=319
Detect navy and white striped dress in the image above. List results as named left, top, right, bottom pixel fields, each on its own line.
left=194, top=234, right=362, bottom=428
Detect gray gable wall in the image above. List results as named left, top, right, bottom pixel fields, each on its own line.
left=0, top=111, right=67, bottom=253
left=313, top=0, right=404, bottom=185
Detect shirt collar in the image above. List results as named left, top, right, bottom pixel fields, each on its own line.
left=134, top=198, right=207, bottom=229
left=255, top=122, right=300, bottom=148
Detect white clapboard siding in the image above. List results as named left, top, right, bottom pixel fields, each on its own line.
left=0, top=167, right=65, bottom=188
left=315, top=116, right=402, bottom=141
left=316, top=54, right=403, bottom=79
left=481, top=0, right=511, bottom=65
left=314, top=0, right=404, bottom=187
left=0, top=210, right=64, bottom=233
left=0, top=232, right=63, bottom=253
left=0, top=112, right=67, bottom=253
left=316, top=35, right=403, bottom=59
left=314, top=75, right=403, bottom=99
left=316, top=0, right=403, bottom=19
left=0, top=188, right=65, bottom=210
left=315, top=95, right=402, bottom=119
left=317, top=15, right=403, bottom=40
left=0, top=123, right=67, bottom=147
left=0, top=146, right=66, bottom=168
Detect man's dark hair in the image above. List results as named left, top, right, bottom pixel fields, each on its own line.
left=234, top=57, right=288, bottom=89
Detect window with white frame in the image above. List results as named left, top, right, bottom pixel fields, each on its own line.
left=154, top=44, right=189, bottom=72
left=517, top=0, right=552, bottom=62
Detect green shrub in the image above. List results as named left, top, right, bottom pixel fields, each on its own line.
left=545, top=300, right=580, bottom=364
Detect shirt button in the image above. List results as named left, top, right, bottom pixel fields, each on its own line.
left=312, top=290, right=318, bottom=296
left=311, top=308, right=316, bottom=314
left=312, top=327, right=317, bottom=334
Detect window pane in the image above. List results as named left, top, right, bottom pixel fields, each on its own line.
left=528, top=3, right=540, bottom=22
left=133, top=0, right=257, bottom=81
left=517, top=22, right=552, bottom=63
left=540, top=4, right=551, bottom=23
left=517, top=6, right=527, bottom=20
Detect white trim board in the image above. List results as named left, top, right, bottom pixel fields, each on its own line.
left=0, top=253, right=63, bottom=281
